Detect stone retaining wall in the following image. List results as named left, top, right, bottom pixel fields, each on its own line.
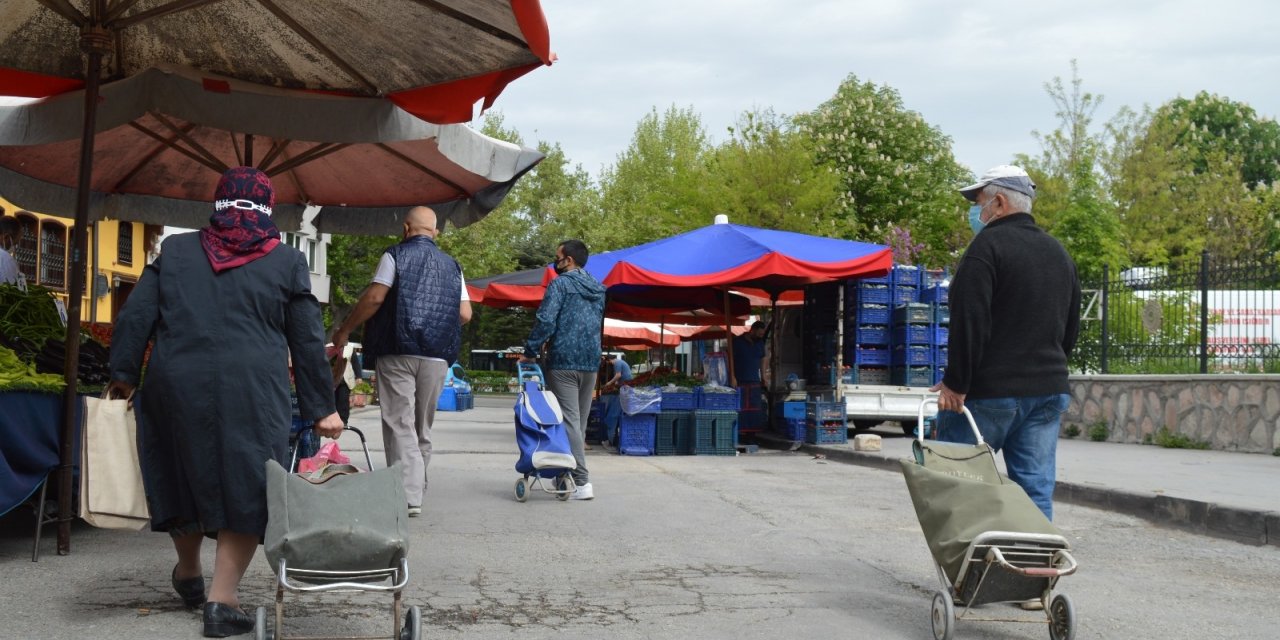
left=1066, top=375, right=1280, bottom=453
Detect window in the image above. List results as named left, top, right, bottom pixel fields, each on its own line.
left=39, top=220, right=67, bottom=289
left=306, top=239, right=316, bottom=272
left=13, top=213, right=38, bottom=282
left=117, top=221, right=133, bottom=265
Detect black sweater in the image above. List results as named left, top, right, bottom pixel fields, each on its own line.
left=942, top=213, right=1081, bottom=398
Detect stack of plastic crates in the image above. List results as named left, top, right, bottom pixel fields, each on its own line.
left=775, top=401, right=807, bottom=441
left=806, top=401, right=847, bottom=444
left=919, top=276, right=950, bottom=385
left=693, top=410, right=737, bottom=455
left=844, top=269, right=892, bottom=385
left=891, top=301, right=935, bottom=387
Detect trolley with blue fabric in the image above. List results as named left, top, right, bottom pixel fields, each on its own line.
left=512, top=363, right=577, bottom=502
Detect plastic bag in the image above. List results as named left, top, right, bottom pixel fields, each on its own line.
left=298, top=441, right=351, bottom=475
left=619, top=384, right=662, bottom=415
left=703, top=352, right=728, bottom=387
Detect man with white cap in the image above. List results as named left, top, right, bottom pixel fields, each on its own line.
left=930, top=165, right=1081, bottom=529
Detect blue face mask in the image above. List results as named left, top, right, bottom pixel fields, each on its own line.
left=968, top=204, right=986, bottom=235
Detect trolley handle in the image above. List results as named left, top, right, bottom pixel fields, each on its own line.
left=917, top=398, right=985, bottom=447
left=984, top=547, right=1078, bottom=578
left=517, top=361, right=544, bottom=384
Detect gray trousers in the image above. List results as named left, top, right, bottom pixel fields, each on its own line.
left=375, top=355, right=447, bottom=507
left=546, top=369, right=597, bottom=485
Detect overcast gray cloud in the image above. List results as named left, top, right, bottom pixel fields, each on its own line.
left=490, top=0, right=1280, bottom=182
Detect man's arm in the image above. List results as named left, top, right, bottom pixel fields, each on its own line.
left=331, top=283, right=390, bottom=348
left=459, top=298, right=473, bottom=325
left=523, top=281, right=564, bottom=358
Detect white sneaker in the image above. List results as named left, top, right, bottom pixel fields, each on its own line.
left=1018, top=598, right=1044, bottom=611
left=407, top=505, right=422, bottom=517
left=570, top=483, right=594, bottom=501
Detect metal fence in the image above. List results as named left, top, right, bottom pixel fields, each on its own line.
left=1074, top=250, right=1280, bottom=374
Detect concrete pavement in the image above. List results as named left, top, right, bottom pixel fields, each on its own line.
left=2, top=394, right=1279, bottom=639
left=792, top=423, right=1280, bottom=547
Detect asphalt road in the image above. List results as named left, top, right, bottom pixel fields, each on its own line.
left=1, top=394, right=1276, bottom=639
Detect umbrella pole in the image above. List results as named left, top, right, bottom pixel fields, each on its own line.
left=724, top=290, right=736, bottom=387
left=58, top=25, right=109, bottom=556
left=769, top=294, right=779, bottom=429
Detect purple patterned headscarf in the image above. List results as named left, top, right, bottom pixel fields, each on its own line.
left=199, top=167, right=281, bottom=273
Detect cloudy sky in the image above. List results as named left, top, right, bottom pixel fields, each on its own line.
left=491, top=0, right=1279, bottom=182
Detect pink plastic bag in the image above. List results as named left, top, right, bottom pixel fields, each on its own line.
left=297, top=441, right=351, bottom=474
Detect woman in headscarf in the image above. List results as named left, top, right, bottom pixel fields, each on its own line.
left=108, top=167, right=343, bottom=637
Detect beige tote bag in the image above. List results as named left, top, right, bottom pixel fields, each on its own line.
left=78, top=394, right=150, bottom=530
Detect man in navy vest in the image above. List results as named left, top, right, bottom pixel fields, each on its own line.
left=332, top=206, right=472, bottom=517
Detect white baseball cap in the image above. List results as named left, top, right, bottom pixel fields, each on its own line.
left=959, top=165, right=1037, bottom=202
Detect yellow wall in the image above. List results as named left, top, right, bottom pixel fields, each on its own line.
left=1, top=196, right=150, bottom=324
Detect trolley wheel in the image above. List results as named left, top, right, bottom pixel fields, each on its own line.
left=514, top=478, right=528, bottom=502
left=400, top=605, right=422, bottom=640
left=931, top=590, right=955, bottom=640
left=1048, top=593, right=1075, bottom=640
left=555, top=474, right=572, bottom=501
left=254, top=607, right=268, bottom=640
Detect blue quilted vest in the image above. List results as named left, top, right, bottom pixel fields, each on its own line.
left=364, top=235, right=462, bottom=363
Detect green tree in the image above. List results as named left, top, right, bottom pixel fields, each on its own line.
left=704, top=108, right=843, bottom=234
left=1014, top=62, right=1126, bottom=281
left=797, top=74, right=971, bottom=264
left=1112, top=101, right=1272, bottom=268
left=598, top=105, right=719, bottom=246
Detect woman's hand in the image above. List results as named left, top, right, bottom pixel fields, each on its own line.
left=104, top=380, right=136, bottom=403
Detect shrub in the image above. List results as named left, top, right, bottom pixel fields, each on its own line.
left=1152, top=428, right=1210, bottom=450
left=1063, top=424, right=1081, bottom=438
left=1087, top=422, right=1108, bottom=442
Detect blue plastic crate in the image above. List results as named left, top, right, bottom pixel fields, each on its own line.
left=936, top=304, right=950, bottom=325
left=891, top=366, right=934, bottom=387
left=807, top=401, right=844, bottom=422
left=693, top=410, right=737, bottom=455
left=782, top=401, right=807, bottom=420
left=806, top=422, right=848, bottom=445
left=934, top=366, right=947, bottom=385
left=892, top=345, right=934, bottom=366
left=892, top=324, right=932, bottom=345
left=855, top=366, right=891, bottom=385
left=853, top=304, right=891, bottom=326
left=934, top=346, right=948, bottom=366
left=853, top=348, right=891, bottom=366
left=854, top=284, right=891, bottom=304
left=854, top=325, right=890, bottom=345
left=922, top=268, right=947, bottom=288
left=854, top=270, right=891, bottom=285
left=619, top=413, right=657, bottom=456
left=933, top=325, right=949, bottom=345
left=660, top=390, right=696, bottom=411
left=892, top=303, right=934, bottom=325
left=437, top=387, right=459, bottom=411
left=696, top=387, right=740, bottom=410
left=655, top=410, right=693, bottom=455
left=779, top=417, right=807, bottom=441
left=892, top=286, right=919, bottom=306
left=892, top=265, right=922, bottom=288
left=919, top=284, right=949, bottom=304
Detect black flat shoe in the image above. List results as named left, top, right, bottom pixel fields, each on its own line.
left=202, top=602, right=254, bottom=638
left=172, top=565, right=206, bottom=608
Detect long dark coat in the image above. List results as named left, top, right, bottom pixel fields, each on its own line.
left=109, top=233, right=334, bottom=536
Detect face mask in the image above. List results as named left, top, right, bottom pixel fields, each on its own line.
left=553, top=258, right=568, bottom=275
left=968, top=198, right=996, bottom=235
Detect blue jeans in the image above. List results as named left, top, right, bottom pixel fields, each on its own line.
left=937, top=394, right=1071, bottom=520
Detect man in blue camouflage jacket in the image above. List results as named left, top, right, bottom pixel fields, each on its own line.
left=520, top=239, right=606, bottom=500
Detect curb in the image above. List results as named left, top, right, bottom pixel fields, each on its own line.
left=786, top=440, right=1280, bottom=548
